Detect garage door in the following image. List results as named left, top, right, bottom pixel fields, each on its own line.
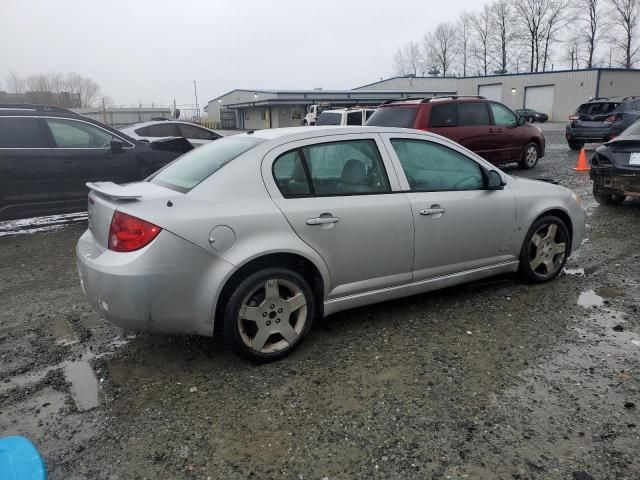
left=525, top=85, right=555, bottom=120
left=478, top=84, right=502, bottom=102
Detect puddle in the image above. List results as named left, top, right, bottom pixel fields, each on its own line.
left=577, top=289, right=604, bottom=308
left=53, top=315, right=79, bottom=347
left=64, top=359, right=100, bottom=410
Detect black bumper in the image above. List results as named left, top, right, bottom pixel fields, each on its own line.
left=590, top=166, right=640, bottom=197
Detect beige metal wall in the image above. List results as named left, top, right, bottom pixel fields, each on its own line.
left=354, top=76, right=456, bottom=93
left=598, top=71, right=640, bottom=98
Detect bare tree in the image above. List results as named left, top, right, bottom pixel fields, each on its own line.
left=5, top=71, right=24, bottom=93
left=514, top=0, right=551, bottom=72
left=393, top=47, right=409, bottom=76
left=392, top=41, right=422, bottom=76
left=458, top=11, right=474, bottom=76
left=541, top=0, right=570, bottom=71
left=492, top=0, right=515, bottom=73
left=472, top=4, right=493, bottom=74
left=574, top=0, right=602, bottom=67
left=607, top=0, right=640, bottom=67
left=5, top=72, right=104, bottom=107
left=424, top=23, right=459, bottom=76
left=564, top=36, right=582, bottom=68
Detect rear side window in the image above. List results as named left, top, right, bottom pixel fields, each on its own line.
left=366, top=106, right=418, bottom=128
left=141, top=123, right=181, bottom=137
left=429, top=103, right=458, bottom=127
left=0, top=117, right=50, bottom=148
left=459, top=103, right=491, bottom=126
left=150, top=136, right=264, bottom=192
left=346, top=111, right=362, bottom=125
left=179, top=124, right=218, bottom=140
left=577, top=103, right=620, bottom=115
left=316, top=112, right=342, bottom=126
left=272, top=139, right=390, bottom=197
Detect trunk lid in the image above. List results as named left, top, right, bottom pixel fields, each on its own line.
left=87, top=181, right=178, bottom=251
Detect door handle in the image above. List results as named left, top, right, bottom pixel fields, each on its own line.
left=306, top=216, right=339, bottom=225
left=420, top=205, right=446, bottom=216
left=488, top=128, right=495, bottom=133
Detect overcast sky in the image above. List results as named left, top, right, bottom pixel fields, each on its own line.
left=0, top=0, right=480, bottom=107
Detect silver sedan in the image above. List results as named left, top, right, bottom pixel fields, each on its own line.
left=76, top=126, right=585, bottom=362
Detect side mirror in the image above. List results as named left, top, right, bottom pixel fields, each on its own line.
left=487, top=170, right=505, bottom=190
left=110, top=139, right=125, bottom=153
left=518, top=116, right=526, bottom=126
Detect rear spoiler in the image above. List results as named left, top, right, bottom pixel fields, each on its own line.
left=86, top=182, right=142, bottom=200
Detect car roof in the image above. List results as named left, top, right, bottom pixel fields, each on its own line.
left=241, top=125, right=440, bottom=142
left=121, top=120, right=215, bottom=131
left=379, top=96, right=487, bottom=107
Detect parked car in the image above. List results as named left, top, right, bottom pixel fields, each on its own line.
left=77, top=126, right=585, bottom=362
left=566, top=96, right=640, bottom=150
left=366, top=96, right=546, bottom=169
left=590, top=119, right=640, bottom=205
left=515, top=108, right=548, bottom=123
left=120, top=120, right=222, bottom=147
left=0, top=104, right=193, bottom=221
left=315, top=108, right=377, bottom=126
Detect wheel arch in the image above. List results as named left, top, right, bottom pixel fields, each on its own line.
left=213, top=251, right=327, bottom=339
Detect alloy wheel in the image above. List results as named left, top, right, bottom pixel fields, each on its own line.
left=237, top=278, right=308, bottom=353
left=524, top=145, right=538, bottom=167
left=527, top=223, right=567, bottom=279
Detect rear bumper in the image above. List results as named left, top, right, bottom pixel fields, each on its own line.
left=566, top=126, right=619, bottom=142
left=590, top=167, right=640, bottom=197
left=76, top=229, right=235, bottom=336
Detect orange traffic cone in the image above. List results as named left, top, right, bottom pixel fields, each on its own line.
left=573, top=148, right=590, bottom=172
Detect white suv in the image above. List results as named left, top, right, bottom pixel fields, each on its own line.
left=315, top=108, right=376, bottom=126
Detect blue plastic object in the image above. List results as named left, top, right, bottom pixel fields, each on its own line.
left=0, top=436, right=47, bottom=480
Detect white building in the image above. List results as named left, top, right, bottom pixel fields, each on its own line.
left=205, top=68, right=640, bottom=129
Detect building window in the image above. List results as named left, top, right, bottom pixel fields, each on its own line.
left=291, top=108, right=301, bottom=120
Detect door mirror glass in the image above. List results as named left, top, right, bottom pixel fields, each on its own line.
left=487, top=170, right=505, bottom=190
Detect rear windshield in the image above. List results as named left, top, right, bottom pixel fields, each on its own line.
left=620, top=120, right=640, bottom=138
left=316, top=112, right=342, bottom=126
left=366, top=106, right=418, bottom=128
left=577, top=102, right=620, bottom=115
left=149, top=136, right=264, bottom=192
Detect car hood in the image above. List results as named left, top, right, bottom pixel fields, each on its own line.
left=507, top=175, right=571, bottom=198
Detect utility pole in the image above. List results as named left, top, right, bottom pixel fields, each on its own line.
left=193, top=80, right=199, bottom=120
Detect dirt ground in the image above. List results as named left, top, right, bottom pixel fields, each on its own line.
left=1, top=127, right=639, bottom=480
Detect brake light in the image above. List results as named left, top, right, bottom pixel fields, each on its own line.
left=604, top=114, right=618, bottom=123
left=108, top=211, right=161, bottom=252
left=569, top=114, right=579, bottom=121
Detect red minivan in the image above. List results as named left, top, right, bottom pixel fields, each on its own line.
left=366, top=96, right=546, bottom=169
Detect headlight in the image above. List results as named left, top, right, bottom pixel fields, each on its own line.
left=571, top=191, right=582, bottom=205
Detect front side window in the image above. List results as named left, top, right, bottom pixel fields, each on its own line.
left=316, top=112, right=342, bottom=126
left=391, top=139, right=484, bottom=191
left=458, top=103, right=491, bottom=126
left=0, top=117, right=50, bottom=148
left=346, top=111, right=362, bottom=125
left=46, top=119, right=115, bottom=148
left=272, top=139, right=390, bottom=197
left=490, top=103, right=517, bottom=127
left=150, top=136, right=264, bottom=192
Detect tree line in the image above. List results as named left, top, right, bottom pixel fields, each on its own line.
left=3, top=71, right=110, bottom=108
left=393, top=0, right=640, bottom=77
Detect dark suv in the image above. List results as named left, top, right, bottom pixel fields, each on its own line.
left=366, top=96, right=545, bottom=169
left=566, top=96, right=640, bottom=150
left=0, top=104, right=193, bottom=221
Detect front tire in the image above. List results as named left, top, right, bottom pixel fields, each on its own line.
left=519, top=215, right=570, bottom=283
left=519, top=142, right=539, bottom=169
left=222, top=267, right=316, bottom=362
left=568, top=140, right=585, bottom=151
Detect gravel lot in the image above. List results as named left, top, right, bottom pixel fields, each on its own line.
left=1, top=125, right=639, bottom=480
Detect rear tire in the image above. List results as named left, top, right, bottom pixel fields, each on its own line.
left=519, top=142, right=539, bottom=169
left=222, top=267, right=316, bottom=362
left=568, top=140, right=585, bottom=151
left=519, top=215, right=570, bottom=283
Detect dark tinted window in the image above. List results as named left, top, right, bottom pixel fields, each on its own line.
left=577, top=102, right=620, bottom=115
left=429, top=103, right=458, bottom=127
left=179, top=124, right=218, bottom=140
left=316, top=112, right=342, bottom=126
left=459, top=103, right=491, bottom=126
left=346, top=111, right=362, bottom=125
left=144, top=123, right=181, bottom=137
left=366, top=106, right=418, bottom=128
left=0, top=117, right=49, bottom=148
left=391, top=139, right=484, bottom=191
left=273, top=150, right=311, bottom=197
left=365, top=110, right=376, bottom=120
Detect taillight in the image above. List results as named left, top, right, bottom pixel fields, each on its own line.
left=108, top=211, right=161, bottom=252
left=604, top=114, right=618, bottom=123
left=569, top=114, right=579, bottom=121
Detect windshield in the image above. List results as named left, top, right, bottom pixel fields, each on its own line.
left=577, top=102, right=620, bottom=115
left=619, top=120, right=640, bottom=138
left=149, top=136, right=264, bottom=192
left=316, top=112, right=342, bottom=125
left=366, top=106, right=418, bottom=128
